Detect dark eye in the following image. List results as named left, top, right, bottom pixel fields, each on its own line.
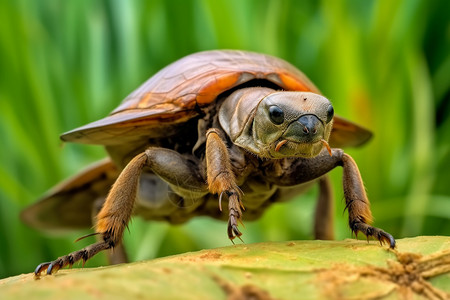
left=326, top=105, right=334, bottom=123
left=269, top=106, right=284, bottom=125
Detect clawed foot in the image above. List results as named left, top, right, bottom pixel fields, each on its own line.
left=219, top=185, right=245, bottom=242
left=34, top=238, right=112, bottom=277
left=351, top=221, right=396, bottom=249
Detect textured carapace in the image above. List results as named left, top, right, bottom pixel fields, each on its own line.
left=60, top=50, right=370, bottom=148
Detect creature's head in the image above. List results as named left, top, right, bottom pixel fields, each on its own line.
left=252, top=91, right=334, bottom=158
left=219, top=88, right=334, bottom=159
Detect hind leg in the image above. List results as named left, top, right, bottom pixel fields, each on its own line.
left=314, top=176, right=334, bottom=240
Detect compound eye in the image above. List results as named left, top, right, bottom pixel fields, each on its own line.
left=326, top=104, right=334, bottom=123
left=268, top=106, right=284, bottom=125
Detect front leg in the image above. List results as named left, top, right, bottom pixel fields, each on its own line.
left=206, top=129, right=244, bottom=241
left=268, top=148, right=395, bottom=248
left=341, top=153, right=395, bottom=248
left=34, top=148, right=208, bottom=276
left=92, top=197, right=128, bottom=265
left=35, top=152, right=149, bottom=276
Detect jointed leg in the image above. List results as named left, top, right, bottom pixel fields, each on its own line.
left=341, top=153, right=395, bottom=248
left=35, top=148, right=208, bottom=276
left=251, top=147, right=394, bottom=248
left=206, top=129, right=244, bottom=241
left=35, top=152, right=148, bottom=276
left=92, top=197, right=128, bottom=265
left=314, top=176, right=334, bottom=240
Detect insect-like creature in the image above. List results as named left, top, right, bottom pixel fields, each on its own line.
left=22, top=50, right=395, bottom=276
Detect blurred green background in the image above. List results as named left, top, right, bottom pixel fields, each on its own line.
left=0, top=0, right=449, bottom=279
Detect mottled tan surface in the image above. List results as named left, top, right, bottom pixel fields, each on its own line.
left=1, top=237, right=449, bottom=300
left=59, top=50, right=370, bottom=148
left=61, top=50, right=319, bottom=145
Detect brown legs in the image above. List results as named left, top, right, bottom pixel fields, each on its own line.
left=35, top=152, right=149, bottom=276
left=341, top=153, right=395, bottom=248
left=205, top=131, right=394, bottom=247
left=206, top=129, right=244, bottom=241
left=34, top=241, right=111, bottom=275
left=92, top=198, right=128, bottom=265
left=34, top=139, right=394, bottom=276
left=314, top=176, right=334, bottom=240
left=273, top=148, right=394, bottom=247
left=35, top=148, right=208, bottom=276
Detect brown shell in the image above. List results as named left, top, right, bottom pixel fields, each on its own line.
left=61, top=50, right=320, bottom=145
left=61, top=50, right=371, bottom=148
